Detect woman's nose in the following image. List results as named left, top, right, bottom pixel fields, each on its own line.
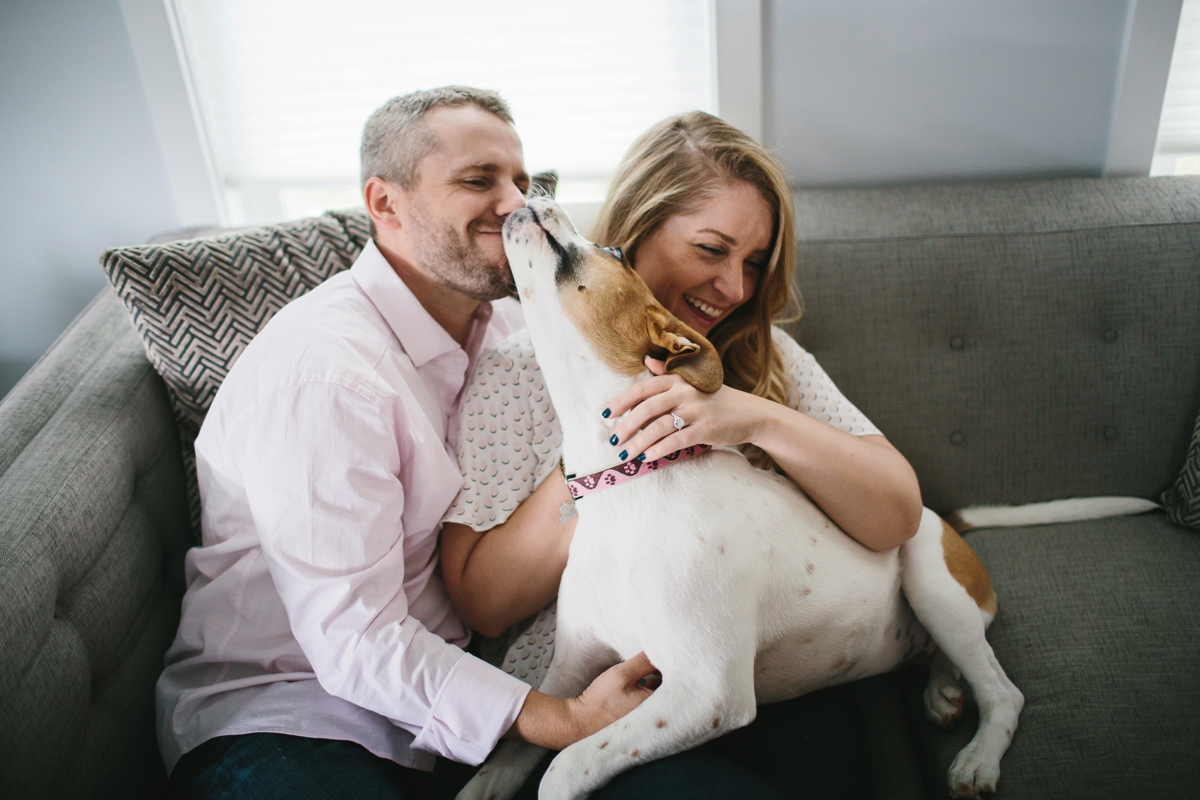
left=713, top=258, right=745, bottom=305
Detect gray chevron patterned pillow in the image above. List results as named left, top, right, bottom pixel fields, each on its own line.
left=1162, top=406, right=1200, bottom=529
left=100, top=210, right=371, bottom=538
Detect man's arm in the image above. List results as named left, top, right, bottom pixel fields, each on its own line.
left=507, top=653, right=658, bottom=750
left=236, top=381, right=528, bottom=764
left=235, top=380, right=654, bottom=763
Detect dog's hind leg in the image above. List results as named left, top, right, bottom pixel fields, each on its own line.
left=923, top=648, right=965, bottom=728
left=536, top=643, right=758, bottom=800
left=456, top=630, right=618, bottom=800
left=900, top=508, right=1024, bottom=799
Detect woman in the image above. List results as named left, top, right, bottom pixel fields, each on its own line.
left=439, top=112, right=923, bottom=799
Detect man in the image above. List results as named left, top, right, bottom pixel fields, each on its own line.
left=158, top=87, right=655, bottom=799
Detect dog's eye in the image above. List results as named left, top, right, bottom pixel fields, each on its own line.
left=600, top=246, right=624, bottom=262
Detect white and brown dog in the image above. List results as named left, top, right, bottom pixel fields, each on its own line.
left=457, top=197, right=1150, bottom=800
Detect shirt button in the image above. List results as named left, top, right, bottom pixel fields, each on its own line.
left=1103, top=426, right=1119, bottom=441
left=1104, top=329, right=1119, bottom=343
left=949, top=431, right=965, bottom=446
left=949, top=335, right=965, bottom=350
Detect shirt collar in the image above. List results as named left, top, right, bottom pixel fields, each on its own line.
left=351, top=239, right=493, bottom=368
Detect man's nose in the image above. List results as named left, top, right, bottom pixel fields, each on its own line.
left=495, top=179, right=527, bottom=217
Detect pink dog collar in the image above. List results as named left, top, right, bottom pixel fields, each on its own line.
left=565, top=444, right=712, bottom=500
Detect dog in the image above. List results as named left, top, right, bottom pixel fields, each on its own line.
left=457, top=196, right=1039, bottom=800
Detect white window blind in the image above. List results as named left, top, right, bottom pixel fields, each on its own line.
left=1152, top=0, right=1200, bottom=175
left=168, top=0, right=715, bottom=225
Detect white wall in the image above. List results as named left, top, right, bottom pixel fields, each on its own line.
left=0, top=0, right=179, bottom=398
left=764, top=0, right=1137, bottom=186
left=0, top=0, right=1180, bottom=399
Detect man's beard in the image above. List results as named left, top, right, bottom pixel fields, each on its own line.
left=408, top=200, right=514, bottom=301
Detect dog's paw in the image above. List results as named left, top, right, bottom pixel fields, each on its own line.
left=946, top=741, right=1000, bottom=799
left=924, top=680, right=965, bottom=729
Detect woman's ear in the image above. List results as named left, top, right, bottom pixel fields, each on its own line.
left=645, top=305, right=724, bottom=393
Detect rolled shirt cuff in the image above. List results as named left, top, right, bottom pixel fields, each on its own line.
left=410, top=652, right=532, bottom=765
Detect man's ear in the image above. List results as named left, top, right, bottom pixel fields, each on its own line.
left=364, top=176, right=404, bottom=233
left=645, top=305, right=724, bottom=393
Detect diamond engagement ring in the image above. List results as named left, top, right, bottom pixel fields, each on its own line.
left=671, top=412, right=686, bottom=431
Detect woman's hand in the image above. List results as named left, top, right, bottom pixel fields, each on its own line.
left=606, top=356, right=766, bottom=462
left=606, top=356, right=923, bottom=552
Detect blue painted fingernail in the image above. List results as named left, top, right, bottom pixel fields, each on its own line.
left=610, top=434, right=619, bottom=446
left=619, top=450, right=628, bottom=461
left=601, top=408, right=611, bottom=418
left=637, top=454, right=647, bottom=462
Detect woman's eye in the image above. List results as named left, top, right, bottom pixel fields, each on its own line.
left=698, top=244, right=724, bottom=256
left=464, top=178, right=488, bottom=188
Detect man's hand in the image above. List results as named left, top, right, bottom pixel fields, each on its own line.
left=505, top=652, right=659, bottom=750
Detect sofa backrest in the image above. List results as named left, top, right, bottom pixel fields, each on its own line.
left=787, top=176, right=1200, bottom=513
left=0, top=291, right=190, bottom=798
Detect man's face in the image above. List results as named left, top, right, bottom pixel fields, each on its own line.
left=401, top=105, right=529, bottom=301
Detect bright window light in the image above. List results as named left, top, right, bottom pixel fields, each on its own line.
left=169, top=0, right=716, bottom=225
left=1152, top=0, right=1200, bottom=175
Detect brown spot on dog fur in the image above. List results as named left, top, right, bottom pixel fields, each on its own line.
left=712, top=717, right=720, bottom=729
left=719, top=546, right=725, bottom=554
left=599, top=741, right=608, bottom=749
left=558, top=247, right=723, bottom=392
left=941, top=518, right=998, bottom=616
left=584, top=769, right=589, bottom=775
left=802, top=587, right=812, bottom=595
left=806, top=563, right=814, bottom=574
left=656, top=719, right=668, bottom=728
left=631, top=749, right=640, bottom=758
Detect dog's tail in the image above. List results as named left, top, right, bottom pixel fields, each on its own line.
left=947, top=496, right=1161, bottom=532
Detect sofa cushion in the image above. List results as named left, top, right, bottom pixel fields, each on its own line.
left=99, top=212, right=370, bottom=535
left=1161, top=405, right=1200, bottom=528
left=789, top=177, right=1200, bottom=512
left=904, top=513, right=1200, bottom=798
left=0, top=290, right=192, bottom=798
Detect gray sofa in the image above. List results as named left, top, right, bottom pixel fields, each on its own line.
left=2, top=176, right=1197, bottom=799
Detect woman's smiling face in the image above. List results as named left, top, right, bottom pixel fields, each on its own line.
left=631, top=181, right=774, bottom=335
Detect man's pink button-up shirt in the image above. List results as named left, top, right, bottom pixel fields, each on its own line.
left=156, top=239, right=530, bottom=773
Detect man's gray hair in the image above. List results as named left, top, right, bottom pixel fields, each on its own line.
left=360, top=86, right=514, bottom=190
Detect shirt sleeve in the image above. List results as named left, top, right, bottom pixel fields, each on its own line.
left=231, top=380, right=529, bottom=765
left=772, top=327, right=882, bottom=437
left=444, top=332, right=564, bottom=531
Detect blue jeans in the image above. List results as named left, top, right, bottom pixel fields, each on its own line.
left=172, top=685, right=870, bottom=800
left=434, top=684, right=871, bottom=800
left=169, top=733, right=429, bottom=799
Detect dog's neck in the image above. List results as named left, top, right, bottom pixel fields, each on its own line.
left=527, top=319, right=644, bottom=478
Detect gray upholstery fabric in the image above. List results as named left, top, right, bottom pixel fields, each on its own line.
left=0, top=290, right=191, bottom=799
left=789, top=176, right=1200, bottom=512
left=903, top=514, right=1200, bottom=798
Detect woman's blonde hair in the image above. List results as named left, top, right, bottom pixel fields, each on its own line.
left=590, top=112, right=800, bottom=467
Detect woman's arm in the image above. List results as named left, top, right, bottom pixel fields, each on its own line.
left=606, top=358, right=922, bottom=552
left=441, top=473, right=576, bottom=638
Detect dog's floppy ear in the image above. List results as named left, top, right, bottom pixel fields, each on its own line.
left=645, top=305, right=724, bottom=393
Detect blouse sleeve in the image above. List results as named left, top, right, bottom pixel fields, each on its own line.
left=444, top=330, right=565, bottom=531
left=772, top=326, right=882, bottom=437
